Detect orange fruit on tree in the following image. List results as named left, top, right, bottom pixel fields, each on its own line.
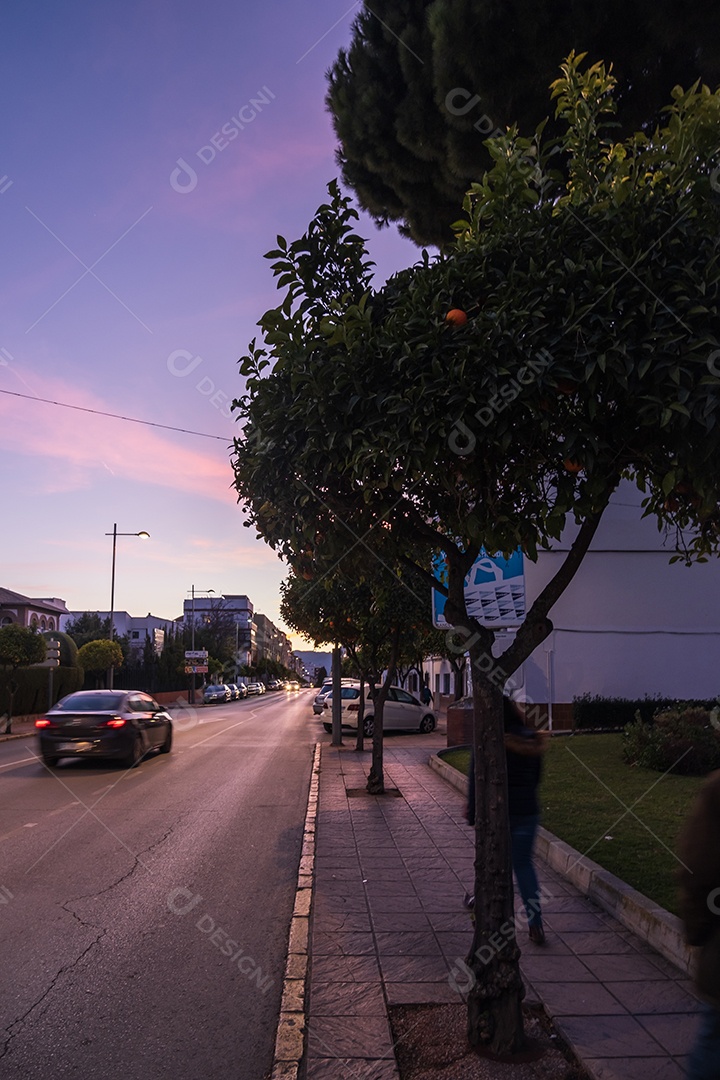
left=563, top=457, right=583, bottom=473
left=446, top=308, right=468, bottom=327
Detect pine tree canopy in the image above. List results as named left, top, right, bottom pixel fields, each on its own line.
left=326, top=0, right=720, bottom=246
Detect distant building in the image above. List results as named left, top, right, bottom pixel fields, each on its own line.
left=254, top=612, right=293, bottom=668
left=180, top=594, right=255, bottom=669
left=0, top=588, right=69, bottom=631
left=60, top=610, right=174, bottom=657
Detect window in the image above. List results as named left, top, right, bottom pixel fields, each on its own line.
left=47, top=618, right=55, bottom=630
left=409, top=673, right=418, bottom=692
left=131, top=631, right=140, bottom=640
left=443, top=673, right=451, bottom=696
left=393, top=688, right=415, bottom=704
left=434, top=674, right=440, bottom=696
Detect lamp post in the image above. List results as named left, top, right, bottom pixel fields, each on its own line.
left=106, top=524, right=150, bottom=689
left=188, top=586, right=214, bottom=704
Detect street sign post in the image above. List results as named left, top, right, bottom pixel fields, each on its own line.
left=184, top=650, right=208, bottom=660
left=184, top=664, right=208, bottom=674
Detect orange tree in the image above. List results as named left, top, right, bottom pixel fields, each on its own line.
left=280, top=562, right=441, bottom=782
left=232, top=56, right=720, bottom=1053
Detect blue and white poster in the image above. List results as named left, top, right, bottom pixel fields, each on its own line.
left=432, top=549, right=525, bottom=628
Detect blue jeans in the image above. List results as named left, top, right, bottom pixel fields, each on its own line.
left=687, top=1002, right=720, bottom=1080
left=510, top=814, right=542, bottom=928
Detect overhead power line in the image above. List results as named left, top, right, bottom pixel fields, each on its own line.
left=0, top=387, right=231, bottom=442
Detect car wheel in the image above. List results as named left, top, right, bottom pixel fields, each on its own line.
left=419, top=715, right=436, bottom=734
left=124, top=736, right=145, bottom=769
left=160, top=726, right=172, bottom=754
left=362, top=716, right=375, bottom=738
left=41, top=754, right=59, bottom=767
left=323, top=722, right=332, bottom=734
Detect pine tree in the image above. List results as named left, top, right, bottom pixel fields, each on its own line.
left=327, top=0, right=720, bottom=245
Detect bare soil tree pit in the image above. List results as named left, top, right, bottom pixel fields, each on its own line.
left=389, top=1002, right=589, bottom=1080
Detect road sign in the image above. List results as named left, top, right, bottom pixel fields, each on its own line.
left=185, top=664, right=208, bottom=674
left=38, top=640, right=61, bottom=668
left=185, top=650, right=208, bottom=660
left=432, top=549, right=525, bottom=629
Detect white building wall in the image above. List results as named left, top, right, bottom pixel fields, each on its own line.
left=520, top=483, right=720, bottom=703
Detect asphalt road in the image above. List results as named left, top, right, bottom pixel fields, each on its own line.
left=0, top=689, right=318, bottom=1080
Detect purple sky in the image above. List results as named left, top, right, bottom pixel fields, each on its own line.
left=1, top=1, right=418, bottom=642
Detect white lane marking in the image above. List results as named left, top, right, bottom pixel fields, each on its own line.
left=186, top=715, right=257, bottom=749
left=0, top=756, right=39, bottom=770
left=23, top=823, right=38, bottom=828
left=49, top=801, right=81, bottom=815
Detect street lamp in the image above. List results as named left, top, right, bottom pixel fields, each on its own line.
left=188, top=586, right=214, bottom=704
left=106, top=524, right=150, bottom=689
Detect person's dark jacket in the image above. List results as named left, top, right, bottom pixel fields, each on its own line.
left=677, top=769, right=720, bottom=1005
left=466, top=697, right=546, bottom=826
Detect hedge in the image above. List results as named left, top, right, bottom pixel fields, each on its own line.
left=573, top=693, right=720, bottom=730
left=0, top=666, right=84, bottom=716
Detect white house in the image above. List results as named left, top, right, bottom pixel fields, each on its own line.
left=425, top=482, right=720, bottom=727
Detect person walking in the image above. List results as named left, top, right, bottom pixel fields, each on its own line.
left=465, top=695, right=548, bottom=944
left=420, top=681, right=433, bottom=706
left=678, top=769, right=720, bottom=1080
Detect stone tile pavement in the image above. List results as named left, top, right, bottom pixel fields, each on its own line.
left=304, top=739, right=703, bottom=1080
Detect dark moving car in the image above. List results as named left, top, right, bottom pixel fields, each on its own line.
left=35, top=690, right=173, bottom=768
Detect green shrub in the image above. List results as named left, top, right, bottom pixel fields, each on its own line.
left=0, top=666, right=84, bottom=716
left=622, top=705, right=720, bottom=775
left=573, top=693, right=719, bottom=730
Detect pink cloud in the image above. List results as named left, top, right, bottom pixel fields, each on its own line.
left=0, top=371, right=236, bottom=502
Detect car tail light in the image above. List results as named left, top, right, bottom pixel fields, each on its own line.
left=105, top=717, right=126, bottom=729
left=35, top=718, right=51, bottom=728
left=347, top=704, right=359, bottom=712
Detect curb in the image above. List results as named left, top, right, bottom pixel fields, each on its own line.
left=428, top=751, right=693, bottom=977
left=270, top=741, right=321, bottom=1080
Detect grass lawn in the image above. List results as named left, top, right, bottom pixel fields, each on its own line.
left=441, top=735, right=703, bottom=915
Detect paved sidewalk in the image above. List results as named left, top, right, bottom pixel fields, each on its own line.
left=305, top=742, right=703, bottom=1080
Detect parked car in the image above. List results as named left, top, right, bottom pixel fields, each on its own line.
left=266, top=679, right=282, bottom=690
left=203, top=684, right=231, bottom=704
left=235, top=682, right=248, bottom=699
left=246, top=681, right=264, bottom=695
left=322, top=685, right=436, bottom=737
left=226, top=683, right=243, bottom=700
left=313, top=679, right=359, bottom=714
left=313, top=686, right=333, bottom=714
left=35, top=690, right=172, bottom=768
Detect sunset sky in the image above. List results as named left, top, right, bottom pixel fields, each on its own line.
left=1, top=1, right=418, bottom=641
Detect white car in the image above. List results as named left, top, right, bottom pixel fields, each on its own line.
left=322, top=685, right=436, bottom=737
left=313, top=678, right=358, bottom=714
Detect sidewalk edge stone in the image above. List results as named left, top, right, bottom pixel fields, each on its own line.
left=270, top=741, right=321, bottom=1075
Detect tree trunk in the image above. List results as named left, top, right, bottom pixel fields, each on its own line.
left=366, top=625, right=401, bottom=794
left=465, top=664, right=525, bottom=1055
left=367, top=676, right=389, bottom=793
left=355, top=676, right=366, bottom=752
